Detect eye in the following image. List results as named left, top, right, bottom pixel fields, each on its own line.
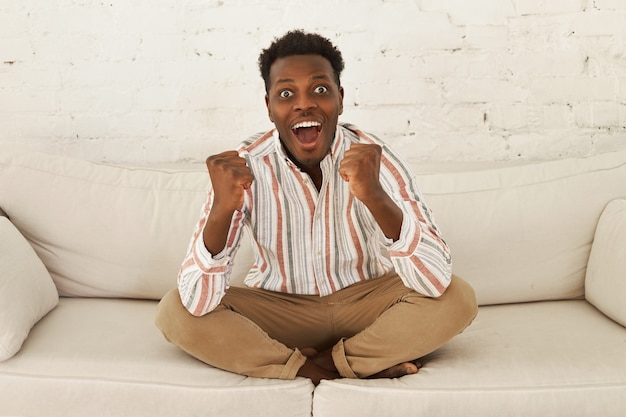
left=279, top=89, right=293, bottom=98
left=314, top=85, right=328, bottom=94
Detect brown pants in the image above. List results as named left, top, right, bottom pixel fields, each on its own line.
left=155, top=273, right=477, bottom=379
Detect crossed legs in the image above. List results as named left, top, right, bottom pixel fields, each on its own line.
left=155, top=273, right=477, bottom=385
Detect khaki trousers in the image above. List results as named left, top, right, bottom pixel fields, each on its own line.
left=155, top=273, right=477, bottom=379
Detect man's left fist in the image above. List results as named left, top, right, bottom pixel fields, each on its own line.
left=338, top=143, right=384, bottom=203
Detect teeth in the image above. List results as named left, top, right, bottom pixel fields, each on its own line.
left=292, top=121, right=321, bottom=130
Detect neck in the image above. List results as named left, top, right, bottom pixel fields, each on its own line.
left=304, top=166, right=323, bottom=191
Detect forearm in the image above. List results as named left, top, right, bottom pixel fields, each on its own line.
left=178, top=198, right=246, bottom=316
left=360, top=191, right=403, bottom=241
left=203, top=204, right=238, bottom=256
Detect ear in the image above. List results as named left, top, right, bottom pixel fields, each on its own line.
left=338, top=86, right=345, bottom=116
left=265, top=94, right=274, bottom=122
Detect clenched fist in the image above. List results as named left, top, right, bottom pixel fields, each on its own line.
left=338, top=143, right=385, bottom=203
left=206, top=151, right=254, bottom=213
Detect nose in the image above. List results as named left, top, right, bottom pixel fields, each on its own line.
left=294, top=93, right=317, bottom=112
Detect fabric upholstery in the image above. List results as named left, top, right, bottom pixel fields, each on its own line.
left=2, top=151, right=626, bottom=303
left=313, top=300, right=626, bottom=417
left=0, top=217, right=59, bottom=361
left=1, top=150, right=626, bottom=416
left=585, top=199, right=626, bottom=327
left=0, top=298, right=313, bottom=417
left=0, top=152, right=254, bottom=299
left=414, top=151, right=626, bottom=305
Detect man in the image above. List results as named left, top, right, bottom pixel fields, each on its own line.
left=156, top=30, right=477, bottom=386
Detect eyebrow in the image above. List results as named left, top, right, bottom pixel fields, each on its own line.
left=275, top=74, right=332, bottom=85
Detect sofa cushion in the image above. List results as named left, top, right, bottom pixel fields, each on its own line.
left=0, top=298, right=314, bottom=417
left=313, top=300, right=626, bottom=417
left=0, top=152, right=254, bottom=299
left=0, top=217, right=59, bottom=362
left=585, top=199, right=626, bottom=327
left=414, top=150, right=626, bottom=305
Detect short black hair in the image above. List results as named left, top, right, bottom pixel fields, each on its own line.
left=258, top=30, right=345, bottom=93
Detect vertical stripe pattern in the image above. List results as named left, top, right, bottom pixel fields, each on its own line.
left=177, top=124, right=452, bottom=316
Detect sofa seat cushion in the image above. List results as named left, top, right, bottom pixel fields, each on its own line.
left=313, top=300, right=626, bottom=417
left=0, top=298, right=313, bottom=417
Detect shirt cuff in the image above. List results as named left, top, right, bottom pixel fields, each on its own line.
left=193, top=233, right=231, bottom=271
left=384, top=214, right=421, bottom=257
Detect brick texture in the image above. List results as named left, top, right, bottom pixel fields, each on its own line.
left=0, top=0, right=624, bottom=163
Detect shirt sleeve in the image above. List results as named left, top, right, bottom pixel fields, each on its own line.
left=379, top=147, right=452, bottom=297
left=176, top=191, right=247, bottom=316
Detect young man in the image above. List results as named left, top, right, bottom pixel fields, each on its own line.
left=156, top=30, right=477, bottom=386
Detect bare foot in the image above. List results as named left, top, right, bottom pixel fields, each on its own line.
left=304, top=348, right=338, bottom=373
left=297, top=348, right=340, bottom=386
left=368, top=361, right=421, bottom=379
left=299, top=347, right=421, bottom=383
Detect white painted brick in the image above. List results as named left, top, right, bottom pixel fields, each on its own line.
left=619, top=78, right=626, bottom=100
left=0, top=11, right=29, bottom=37
left=528, top=77, right=617, bottom=103
left=343, top=106, right=416, bottom=138
left=0, top=63, right=61, bottom=89
left=541, top=104, right=576, bottom=129
left=421, top=0, right=516, bottom=25
left=413, top=52, right=506, bottom=79
left=139, top=34, right=188, bottom=62
left=445, top=105, right=487, bottom=129
left=72, top=114, right=113, bottom=140
left=462, top=26, right=510, bottom=50
left=594, top=0, right=626, bottom=10
left=487, top=104, right=532, bottom=131
left=513, top=0, right=586, bottom=15
left=443, top=79, right=527, bottom=104
left=0, top=37, right=34, bottom=62
left=501, top=50, right=586, bottom=78
left=513, top=0, right=544, bottom=16
left=57, top=86, right=134, bottom=113
left=354, top=78, right=444, bottom=106
left=592, top=131, right=626, bottom=155
left=1, top=0, right=625, bottom=163
left=571, top=10, right=626, bottom=36
left=573, top=102, right=621, bottom=127
left=0, top=88, right=57, bottom=112
left=544, top=0, right=586, bottom=14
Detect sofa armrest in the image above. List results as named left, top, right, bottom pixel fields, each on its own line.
left=585, top=199, right=626, bottom=328
left=0, top=217, right=59, bottom=361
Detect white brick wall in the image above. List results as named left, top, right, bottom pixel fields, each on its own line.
left=0, top=0, right=625, bottom=163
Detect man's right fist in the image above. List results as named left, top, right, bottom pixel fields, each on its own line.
left=206, top=151, right=254, bottom=212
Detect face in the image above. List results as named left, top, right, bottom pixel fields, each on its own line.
left=265, top=54, right=344, bottom=173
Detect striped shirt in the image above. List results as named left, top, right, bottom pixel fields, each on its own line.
left=178, top=123, right=452, bottom=316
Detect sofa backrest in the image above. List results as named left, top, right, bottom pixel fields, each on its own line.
left=416, top=151, right=626, bottom=305
left=1, top=150, right=625, bottom=305
left=0, top=152, right=211, bottom=299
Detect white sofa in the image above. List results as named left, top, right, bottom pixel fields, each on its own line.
left=1, top=149, right=625, bottom=417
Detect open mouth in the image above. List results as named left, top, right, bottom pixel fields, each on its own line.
left=291, top=121, right=322, bottom=146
